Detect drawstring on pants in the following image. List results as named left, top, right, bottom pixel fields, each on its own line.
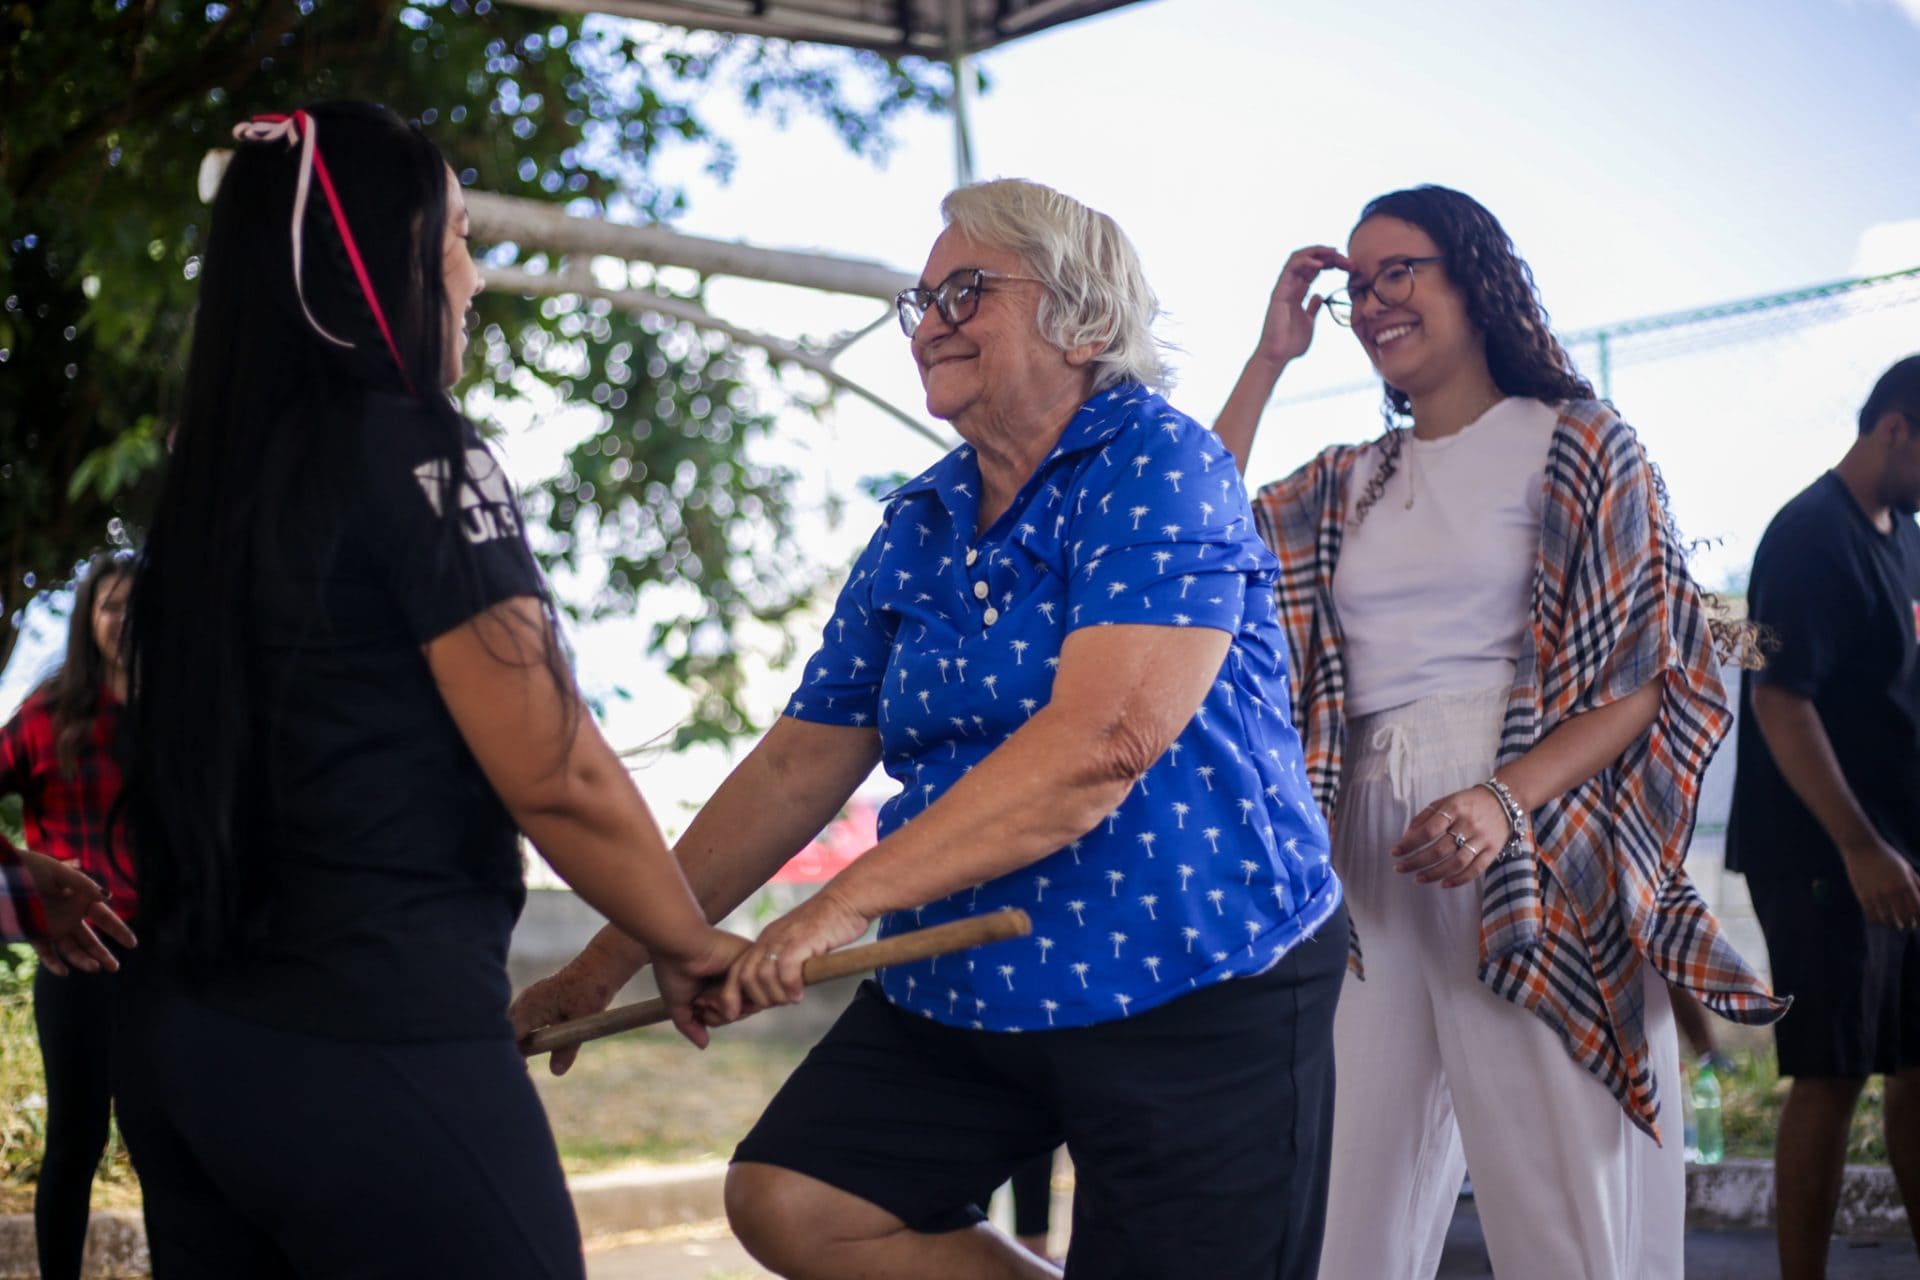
left=1369, top=720, right=1417, bottom=808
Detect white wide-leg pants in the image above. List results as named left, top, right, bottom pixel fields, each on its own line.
left=1317, top=686, right=1683, bottom=1280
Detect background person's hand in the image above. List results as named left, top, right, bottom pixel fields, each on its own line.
left=1839, top=834, right=1920, bottom=928
left=1389, top=787, right=1511, bottom=888
left=21, top=849, right=134, bottom=976
left=1251, top=245, right=1349, bottom=368
left=710, top=888, right=871, bottom=1024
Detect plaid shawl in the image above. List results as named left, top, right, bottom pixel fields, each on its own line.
left=1251, top=399, right=1785, bottom=1138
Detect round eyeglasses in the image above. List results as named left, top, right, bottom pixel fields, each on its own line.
left=1324, top=256, right=1445, bottom=327
left=895, top=267, right=1043, bottom=337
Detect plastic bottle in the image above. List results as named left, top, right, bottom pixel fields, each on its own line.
left=1689, top=1058, right=1723, bottom=1165
left=1682, top=1070, right=1699, bottom=1163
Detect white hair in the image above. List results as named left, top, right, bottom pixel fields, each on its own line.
left=940, top=179, right=1172, bottom=394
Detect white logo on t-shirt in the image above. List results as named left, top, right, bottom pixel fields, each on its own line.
left=412, top=447, right=520, bottom=545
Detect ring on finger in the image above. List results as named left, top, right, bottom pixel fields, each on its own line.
left=1437, top=811, right=1455, bottom=825
left=1450, top=832, right=1467, bottom=850
left=765, top=951, right=780, bottom=964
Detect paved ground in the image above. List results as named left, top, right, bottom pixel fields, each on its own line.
left=584, top=1197, right=1920, bottom=1279
left=1437, top=1200, right=1918, bottom=1278
left=587, top=1218, right=768, bottom=1280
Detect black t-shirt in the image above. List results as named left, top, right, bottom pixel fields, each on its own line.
left=194, top=392, right=544, bottom=1041
left=1728, top=472, right=1920, bottom=881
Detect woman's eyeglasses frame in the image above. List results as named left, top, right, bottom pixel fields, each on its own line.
left=1324, top=256, right=1446, bottom=328
left=894, top=267, right=1044, bottom=337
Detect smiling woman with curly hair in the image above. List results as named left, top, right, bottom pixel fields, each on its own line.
left=1212, top=185, right=1785, bottom=1279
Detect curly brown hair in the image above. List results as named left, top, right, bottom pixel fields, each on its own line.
left=1348, top=185, right=1594, bottom=528
left=1345, top=185, right=1759, bottom=666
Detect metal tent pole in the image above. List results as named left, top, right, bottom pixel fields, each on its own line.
left=946, top=0, right=976, bottom=185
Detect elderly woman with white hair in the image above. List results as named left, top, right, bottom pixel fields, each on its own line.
left=512, top=179, right=1347, bottom=1279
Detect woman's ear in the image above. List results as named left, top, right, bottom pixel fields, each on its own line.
left=1063, top=332, right=1109, bottom=369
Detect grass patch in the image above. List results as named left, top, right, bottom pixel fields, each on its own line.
left=0, top=948, right=141, bottom=1214
left=1715, top=1048, right=1887, bottom=1164
left=532, top=1028, right=810, bottom=1174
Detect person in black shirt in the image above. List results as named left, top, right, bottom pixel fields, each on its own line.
left=115, top=102, right=746, bottom=1279
left=1728, top=353, right=1920, bottom=1277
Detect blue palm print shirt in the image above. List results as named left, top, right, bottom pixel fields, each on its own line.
left=786, top=383, right=1343, bottom=1031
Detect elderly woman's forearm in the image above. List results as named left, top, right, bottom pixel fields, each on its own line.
left=586, top=718, right=882, bottom=975
left=826, top=710, right=1139, bottom=920
left=829, top=626, right=1229, bottom=920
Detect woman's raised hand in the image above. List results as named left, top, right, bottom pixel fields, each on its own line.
left=1252, top=245, right=1349, bottom=368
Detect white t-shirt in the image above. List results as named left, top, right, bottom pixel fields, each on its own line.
left=1332, top=397, right=1559, bottom=717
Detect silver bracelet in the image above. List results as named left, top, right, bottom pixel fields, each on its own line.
left=1477, top=777, right=1530, bottom=861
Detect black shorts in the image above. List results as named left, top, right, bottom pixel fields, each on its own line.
left=1748, top=873, right=1920, bottom=1079
left=734, top=904, right=1347, bottom=1280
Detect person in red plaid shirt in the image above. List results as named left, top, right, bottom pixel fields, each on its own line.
left=1, top=552, right=141, bottom=1280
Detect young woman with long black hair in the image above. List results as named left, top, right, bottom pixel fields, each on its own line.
left=0, top=553, right=140, bottom=1280
left=116, top=101, right=744, bottom=1278
left=1214, top=185, right=1784, bottom=1278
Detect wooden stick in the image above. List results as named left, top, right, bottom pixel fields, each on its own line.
left=521, top=908, right=1033, bottom=1057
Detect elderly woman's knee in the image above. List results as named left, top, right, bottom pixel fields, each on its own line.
left=726, top=1162, right=827, bottom=1259
left=728, top=1162, right=909, bottom=1269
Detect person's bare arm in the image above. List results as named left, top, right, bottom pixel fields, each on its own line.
left=719, top=623, right=1232, bottom=1013
left=1213, top=246, right=1347, bottom=474
left=1393, top=682, right=1664, bottom=887
left=428, top=598, right=714, bottom=958
left=430, top=598, right=758, bottom=1043
left=1750, top=683, right=1920, bottom=926
left=510, top=715, right=881, bottom=1071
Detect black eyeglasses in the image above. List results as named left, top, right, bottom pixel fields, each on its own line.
left=1325, top=256, right=1445, bottom=327
left=895, top=267, right=1043, bottom=337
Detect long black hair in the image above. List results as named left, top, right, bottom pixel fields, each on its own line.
left=123, top=102, right=568, bottom=972
left=38, top=553, right=133, bottom=778
left=1350, top=185, right=1594, bottom=527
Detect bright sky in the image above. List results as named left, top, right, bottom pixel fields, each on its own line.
left=7, top=0, right=1920, bottom=863
left=577, top=0, right=1920, bottom=837
left=641, top=0, right=1920, bottom=587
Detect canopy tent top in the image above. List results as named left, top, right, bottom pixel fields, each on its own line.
left=498, top=0, right=1144, bottom=58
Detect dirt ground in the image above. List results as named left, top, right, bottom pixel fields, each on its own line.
left=530, top=1028, right=811, bottom=1173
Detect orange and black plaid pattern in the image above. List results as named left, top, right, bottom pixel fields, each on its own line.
left=1252, top=400, right=1785, bottom=1139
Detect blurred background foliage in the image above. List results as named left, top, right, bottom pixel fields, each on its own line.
left=1, top=0, right=954, bottom=741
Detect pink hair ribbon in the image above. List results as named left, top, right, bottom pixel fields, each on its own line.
left=231, top=111, right=410, bottom=387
